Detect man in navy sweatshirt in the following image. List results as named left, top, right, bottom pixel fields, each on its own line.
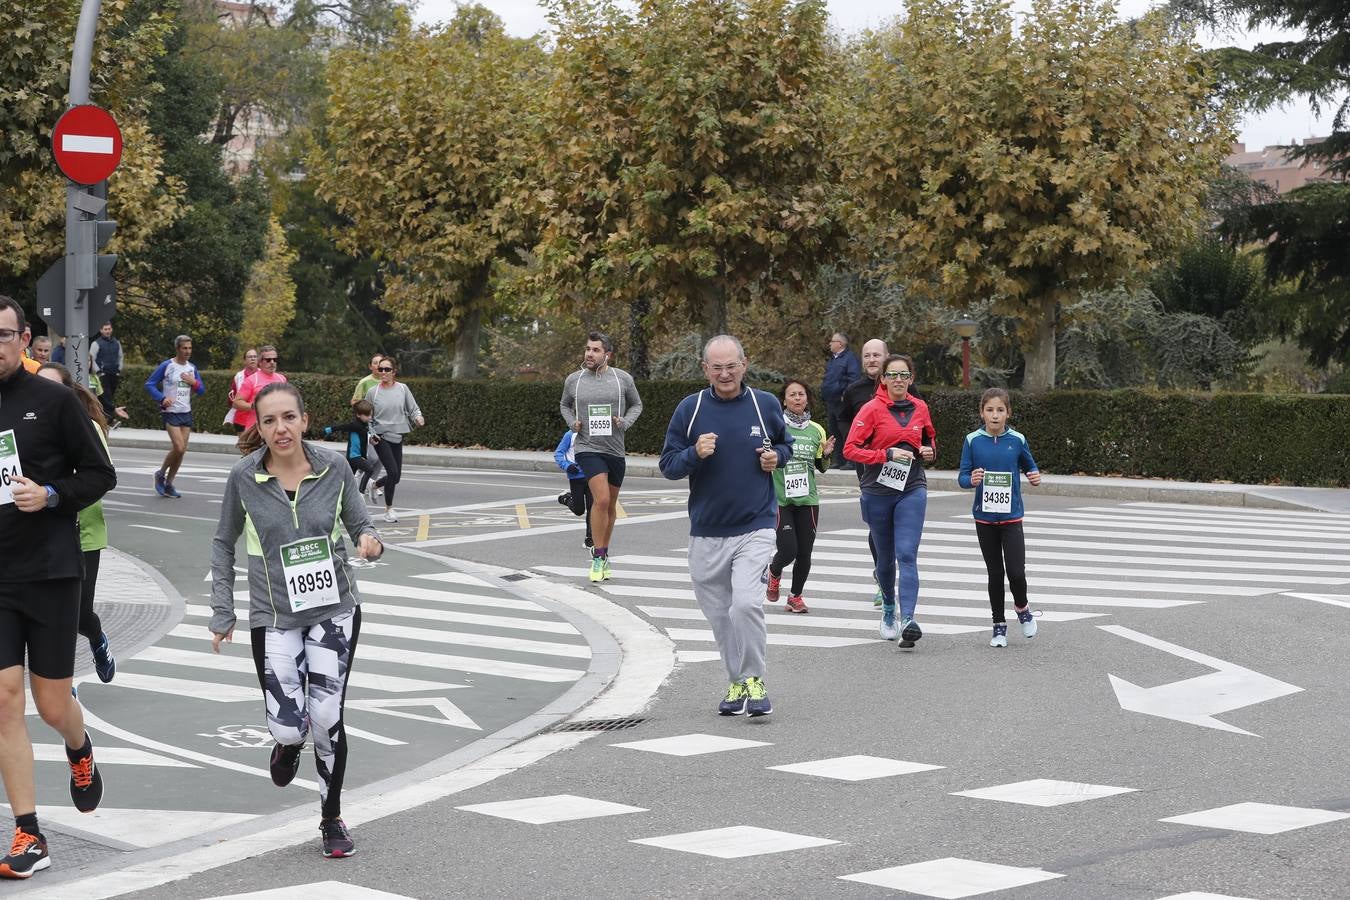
left=659, top=335, right=793, bottom=718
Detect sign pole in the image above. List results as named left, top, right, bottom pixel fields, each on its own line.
left=63, top=0, right=105, bottom=389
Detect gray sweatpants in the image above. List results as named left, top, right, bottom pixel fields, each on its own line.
left=687, top=529, right=776, bottom=684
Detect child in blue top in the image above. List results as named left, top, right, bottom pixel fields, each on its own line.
left=957, top=388, right=1042, bottom=648
left=322, top=399, right=378, bottom=498
left=554, top=430, right=593, bottom=549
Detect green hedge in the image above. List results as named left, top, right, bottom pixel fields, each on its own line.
left=116, top=366, right=1350, bottom=486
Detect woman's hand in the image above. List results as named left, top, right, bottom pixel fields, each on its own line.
left=211, top=629, right=233, bottom=654
left=887, top=448, right=914, bottom=463
left=919, top=445, right=936, bottom=463
left=1027, top=470, right=1042, bottom=487
left=357, top=533, right=384, bottom=560
left=970, top=467, right=985, bottom=487
left=821, top=436, right=836, bottom=456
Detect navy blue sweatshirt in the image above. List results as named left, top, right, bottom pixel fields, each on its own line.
left=659, top=386, right=793, bottom=537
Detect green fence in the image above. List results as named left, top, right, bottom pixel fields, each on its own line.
left=117, top=366, right=1350, bottom=486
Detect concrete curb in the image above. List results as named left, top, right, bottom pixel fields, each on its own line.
left=110, top=427, right=1350, bottom=512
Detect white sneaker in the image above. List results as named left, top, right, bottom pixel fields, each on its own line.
left=383, top=510, right=397, bottom=523
left=1016, top=607, right=1038, bottom=639
left=368, top=483, right=382, bottom=504
left=990, top=624, right=1008, bottom=648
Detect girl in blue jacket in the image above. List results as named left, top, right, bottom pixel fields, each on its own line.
left=957, top=388, right=1042, bottom=648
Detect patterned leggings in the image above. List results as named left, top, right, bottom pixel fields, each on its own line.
left=251, top=607, right=361, bottom=819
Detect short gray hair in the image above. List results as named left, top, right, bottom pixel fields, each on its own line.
left=701, top=334, right=745, bottom=362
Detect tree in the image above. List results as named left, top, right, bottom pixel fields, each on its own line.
left=239, top=215, right=298, bottom=349
left=311, top=6, right=546, bottom=377
left=1150, top=235, right=1269, bottom=346
left=519, top=0, right=843, bottom=354
left=836, top=0, right=1233, bottom=390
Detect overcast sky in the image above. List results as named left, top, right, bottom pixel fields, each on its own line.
left=412, top=0, right=1334, bottom=150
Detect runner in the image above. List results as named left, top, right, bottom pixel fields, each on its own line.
left=957, top=388, right=1042, bottom=647
left=765, top=379, right=833, bottom=614
left=659, top=335, right=791, bottom=718
left=843, top=353, right=936, bottom=650
left=90, top=322, right=123, bottom=422
left=559, top=332, right=644, bottom=582
left=223, top=348, right=258, bottom=432
left=143, top=334, right=204, bottom=499
left=350, top=354, right=385, bottom=500
left=364, top=356, right=423, bottom=523
left=0, top=296, right=116, bottom=880
left=37, top=364, right=117, bottom=686
left=322, top=400, right=378, bottom=498
left=231, top=345, right=286, bottom=434
left=841, top=338, right=888, bottom=606
left=210, top=381, right=382, bottom=859
left=553, top=427, right=594, bottom=549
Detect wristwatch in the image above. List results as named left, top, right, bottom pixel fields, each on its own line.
left=44, top=485, right=58, bottom=509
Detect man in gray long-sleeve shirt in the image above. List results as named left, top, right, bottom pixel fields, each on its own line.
left=560, top=331, right=643, bottom=583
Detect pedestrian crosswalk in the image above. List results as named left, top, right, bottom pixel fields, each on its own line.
left=539, top=501, right=1350, bottom=656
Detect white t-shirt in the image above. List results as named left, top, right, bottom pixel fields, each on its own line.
left=160, top=360, right=199, bottom=414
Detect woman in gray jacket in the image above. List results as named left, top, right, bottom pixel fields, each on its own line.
left=364, top=355, right=424, bottom=523
left=209, top=382, right=383, bottom=859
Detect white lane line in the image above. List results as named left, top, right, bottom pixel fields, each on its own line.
left=354, top=580, right=545, bottom=612
left=357, top=622, right=592, bottom=659
left=1080, top=504, right=1350, bottom=525
left=640, top=602, right=1101, bottom=623
left=818, top=533, right=1348, bottom=563
left=844, top=523, right=1350, bottom=552
left=1029, top=510, right=1350, bottom=542
left=1122, top=501, right=1350, bottom=521
left=410, top=571, right=497, bottom=588
left=808, top=546, right=1350, bottom=575
left=126, top=523, right=181, bottom=534
left=100, top=672, right=258, bottom=701
left=1282, top=592, right=1350, bottom=609
left=663, top=627, right=889, bottom=647
left=598, top=582, right=1198, bottom=609
left=214, top=597, right=579, bottom=636
left=34, top=744, right=197, bottom=768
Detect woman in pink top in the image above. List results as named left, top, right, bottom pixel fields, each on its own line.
left=232, top=345, right=287, bottom=432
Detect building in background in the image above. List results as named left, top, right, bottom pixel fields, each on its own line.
left=1225, top=137, right=1344, bottom=194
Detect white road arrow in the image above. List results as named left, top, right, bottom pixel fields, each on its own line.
left=1099, top=625, right=1302, bottom=736
left=1283, top=591, right=1350, bottom=609
left=347, top=696, right=481, bottom=731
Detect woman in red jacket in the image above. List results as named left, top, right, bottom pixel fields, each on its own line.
left=843, top=354, right=936, bottom=649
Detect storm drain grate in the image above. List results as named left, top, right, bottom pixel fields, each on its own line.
left=501, top=573, right=532, bottom=582
left=552, top=717, right=647, bottom=733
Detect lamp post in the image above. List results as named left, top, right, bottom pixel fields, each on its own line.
left=953, top=316, right=977, bottom=389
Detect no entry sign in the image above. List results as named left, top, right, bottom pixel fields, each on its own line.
left=52, top=104, right=123, bottom=185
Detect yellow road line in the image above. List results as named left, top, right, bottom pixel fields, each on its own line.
left=415, top=514, right=430, bottom=542
left=614, top=500, right=627, bottom=519
left=516, top=504, right=531, bottom=529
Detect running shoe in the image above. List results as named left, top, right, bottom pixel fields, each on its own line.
left=600, top=558, right=612, bottom=581
left=583, top=536, right=594, bottom=550
left=785, top=594, right=809, bottom=614
left=1016, top=606, right=1039, bottom=639
left=68, top=736, right=102, bottom=813
left=383, top=510, right=397, bottom=523
left=0, top=829, right=49, bottom=879
left=990, top=624, right=1008, bottom=648
left=879, top=608, right=900, bottom=641
left=153, top=469, right=166, bottom=497
left=718, top=681, right=747, bottom=716
left=368, top=482, right=382, bottom=504
left=269, top=742, right=302, bottom=787
left=899, top=617, right=923, bottom=649
left=588, top=556, right=604, bottom=583
left=872, top=571, right=883, bottom=608
left=764, top=566, right=781, bottom=603
left=320, top=818, right=355, bottom=858
left=92, top=632, right=116, bottom=683
left=557, top=491, right=571, bottom=507
left=164, top=482, right=182, bottom=499
left=744, top=677, right=772, bottom=717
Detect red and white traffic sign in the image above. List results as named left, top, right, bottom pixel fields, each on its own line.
left=52, top=104, right=123, bottom=185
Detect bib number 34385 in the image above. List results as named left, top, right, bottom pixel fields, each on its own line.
left=0, top=430, right=24, bottom=507
left=981, top=471, right=1013, bottom=514
left=280, top=536, right=340, bottom=613
left=587, top=404, right=613, bottom=437
left=877, top=455, right=911, bottom=491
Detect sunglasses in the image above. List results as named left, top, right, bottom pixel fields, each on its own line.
left=377, top=367, right=394, bottom=373
left=261, top=357, right=279, bottom=363
left=882, top=371, right=913, bottom=380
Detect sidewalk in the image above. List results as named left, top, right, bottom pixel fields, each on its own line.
left=109, top=426, right=1350, bottom=513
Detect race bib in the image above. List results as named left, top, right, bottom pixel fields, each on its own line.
left=587, top=404, right=613, bottom=437
left=877, top=455, right=912, bottom=492
left=783, top=466, right=810, bottom=499
left=0, top=430, right=23, bottom=507
left=175, top=384, right=191, bottom=404
left=280, top=536, right=340, bottom=613
left=981, top=471, right=1013, bottom=514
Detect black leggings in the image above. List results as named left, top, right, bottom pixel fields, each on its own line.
left=770, top=504, right=819, bottom=596
left=78, top=549, right=103, bottom=646
left=373, top=440, right=403, bottom=506
left=348, top=456, right=376, bottom=493
left=975, top=521, right=1028, bottom=623
left=564, top=480, right=594, bottom=539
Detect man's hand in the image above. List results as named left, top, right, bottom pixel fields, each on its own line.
left=10, top=476, right=48, bottom=513
left=357, top=533, right=384, bottom=560
left=758, top=447, right=778, bottom=472
left=161, top=397, right=173, bottom=410
left=695, top=432, right=717, bottom=459
left=612, top=415, right=623, bottom=430
left=179, top=371, right=195, bottom=385
left=211, top=629, right=233, bottom=654
left=571, top=420, right=581, bottom=433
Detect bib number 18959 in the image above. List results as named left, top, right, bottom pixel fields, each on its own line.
left=280, top=536, right=341, bottom=613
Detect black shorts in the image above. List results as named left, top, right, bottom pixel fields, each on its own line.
left=162, top=411, right=194, bottom=428
left=0, top=578, right=81, bottom=679
left=575, top=452, right=626, bottom=487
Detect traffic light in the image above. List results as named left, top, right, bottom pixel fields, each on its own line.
left=34, top=180, right=117, bottom=333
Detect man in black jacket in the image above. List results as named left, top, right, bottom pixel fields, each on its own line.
left=0, top=296, right=117, bottom=880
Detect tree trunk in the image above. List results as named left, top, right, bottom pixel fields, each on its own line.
left=698, top=281, right=729, bottom=345
left=1021, top=294, right=1058, bottom=392
left=452, top=307, right=481, bottom=379
left=628, top=295, right=651, bottom=379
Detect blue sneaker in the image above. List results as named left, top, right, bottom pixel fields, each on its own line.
left=899, top=617, right=923, bottom=649
left=153, top=470, right=166, bottom=497
left=164, top=482, right=182, bottom=499
left=744, top=677, right=772, bottom=717
left=879, top=608, right=899, bottom=641
left=1016, top=606, right=1039, bottom=639
left=92, top=633, right=115, bottom=683
left=718, top=681, right=747, bottom=716
left=990, top=624, right=1008, bottom=648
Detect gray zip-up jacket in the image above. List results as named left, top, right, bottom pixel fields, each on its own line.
left=210, top=443, right=380, bottom=634
left=560, top=366, right=643, bottom=456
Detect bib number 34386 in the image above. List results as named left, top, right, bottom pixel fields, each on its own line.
left=877, top=455, right=911, bottom=491
left=981, top=471, right=1013, bottom=514
left=0, top=430, right=24, bottom=507
left=587, top=404, right=613, bottom=437
left=280, top=536, right=340, bottom=613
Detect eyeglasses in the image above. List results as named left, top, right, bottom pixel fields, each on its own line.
left=882, top=371, right=913, bottom=380
left=377, top=367, right=394, bottom=373
left=706, top=362, right=742, bottom=374
left=261, top=357, right=278, bottom=363
left=0, top=329, right=21, bottom=344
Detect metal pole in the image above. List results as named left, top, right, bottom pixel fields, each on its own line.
left=961, top=336, right=971, bottom=389
left=63, top=0, right=105, bottom=389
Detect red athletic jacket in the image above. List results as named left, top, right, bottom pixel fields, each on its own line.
left=843, top=382, right=937, bottom=494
